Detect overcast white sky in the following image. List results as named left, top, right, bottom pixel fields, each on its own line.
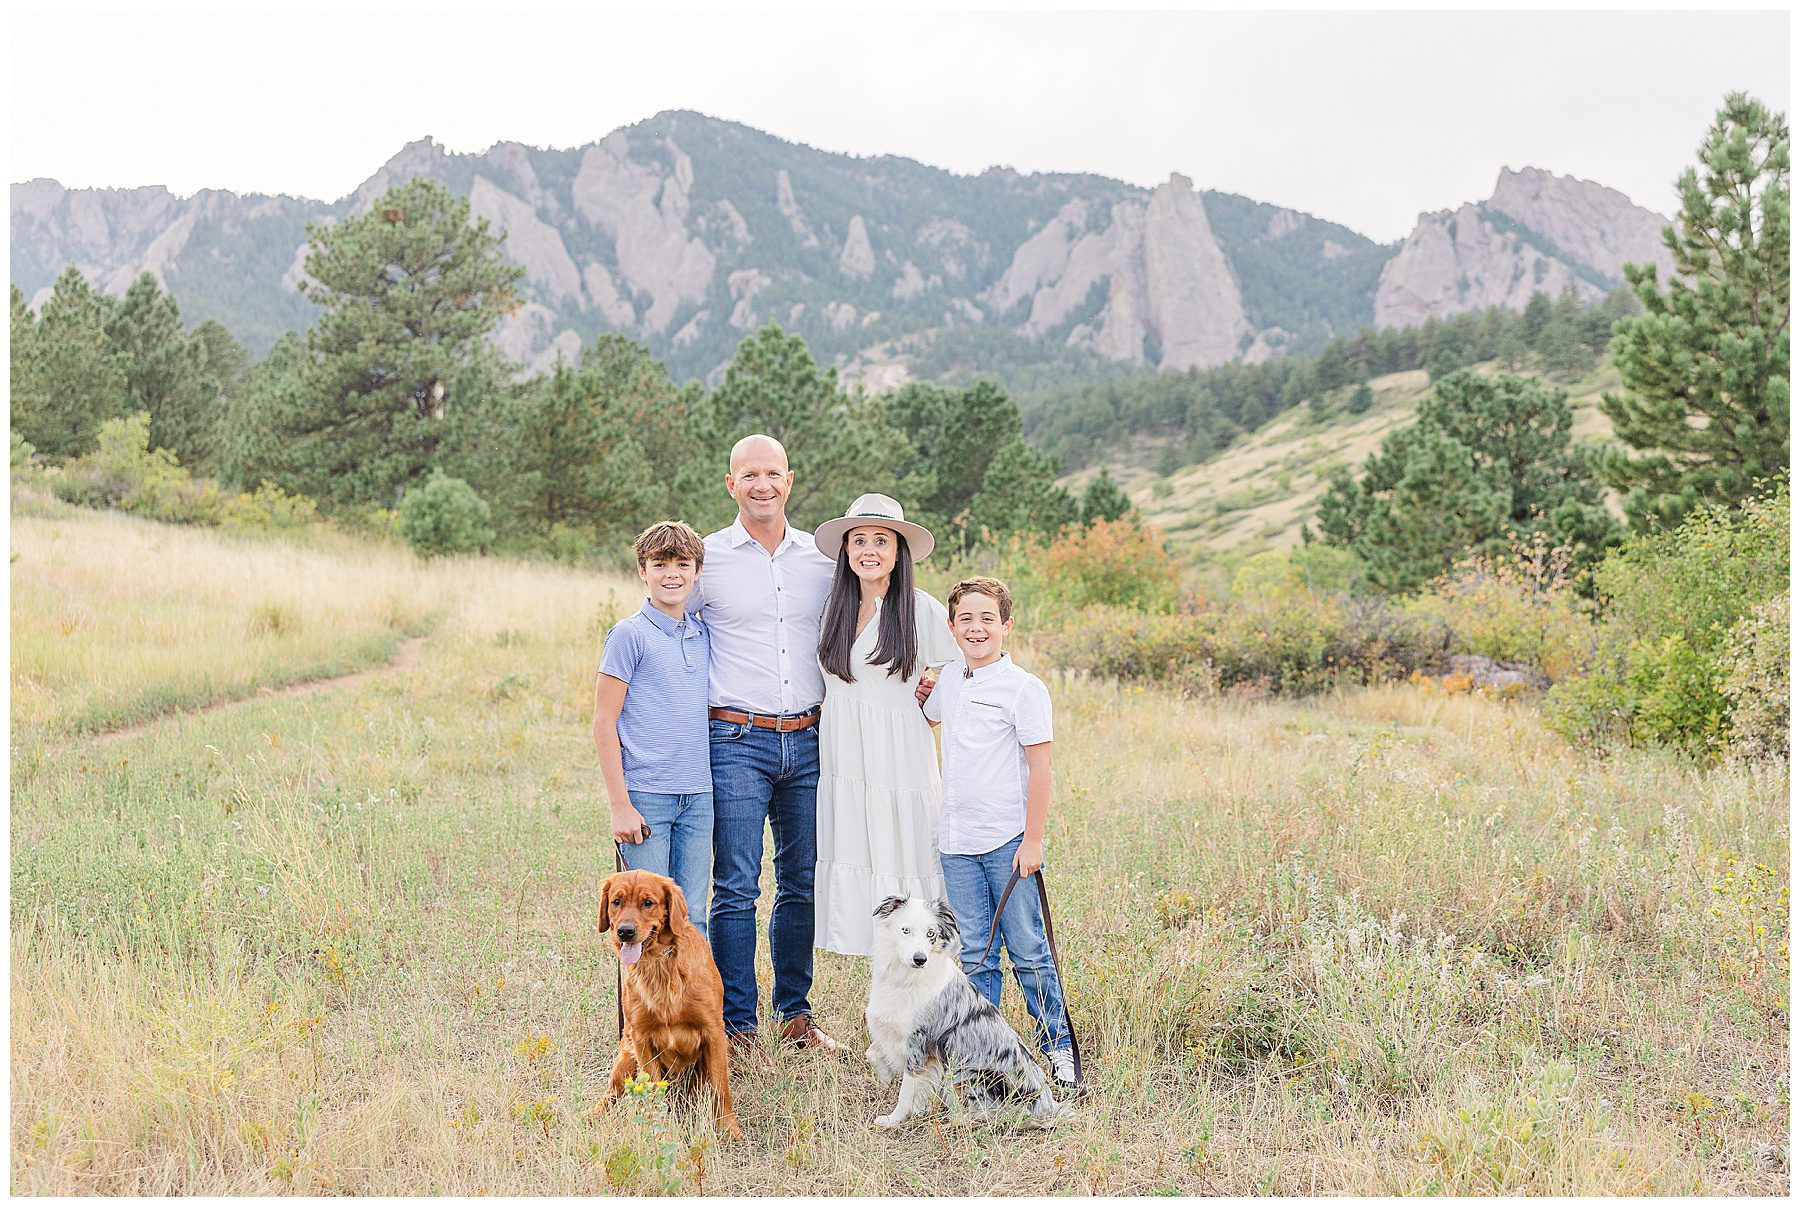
left=8, top=6, right=1790, bottom=242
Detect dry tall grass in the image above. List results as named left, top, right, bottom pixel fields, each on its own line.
left=10, top=510, right=1789, bottom=1194
left=10, top=509, right=633, bottom=737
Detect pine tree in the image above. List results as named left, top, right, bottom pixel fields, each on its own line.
left=1347, top=382, right=1375, bottom=414
left=278, top=178, right=525, bottom=507
left=190, top=318, right=251, bottom=454
left=1521, top=292, right=1554, bottom=346
left=1425, top=347, right=1461, bottom=383
left=1237, top=393, right=1268, bottom=430
left=214, top=332, right=313, bottom=492
left=1277, top=362, right=1316, bottom=413
left=1318, top=425, right=1511, bottom=593
left=102, top=274, right=227, bottom=470
left=1599, top=92, right=1790, bottom=529
left=10, top=286, right=44, bottom=440
left=1080, top=467, right=1135, bottom=525
left=16, top=266, right=128, bottom=457
left=509, top=338, right=684, bottom=547
left=1536, top=319, right=1590, bottom=379
left=883, top=379, right=1023, bottom=539
left=967, top=438, right=1078, bottom=540
left=1315, top=370, right=1620, bottom=592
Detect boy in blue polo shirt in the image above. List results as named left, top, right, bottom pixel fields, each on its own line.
left=594, top=520, right=714, bottom=940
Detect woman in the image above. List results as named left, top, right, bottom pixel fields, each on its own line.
left=812, top=493, right=958, bottom=957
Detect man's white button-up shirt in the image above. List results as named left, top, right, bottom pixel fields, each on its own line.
left=688, top=516, right=836, bottom=715
left=922, top=652, right=1055, bottom=855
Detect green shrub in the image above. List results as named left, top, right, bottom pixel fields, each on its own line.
left=1038, top=515, right=1184, bottom=612
left=214, top=481, right=319, bottom=530
left=1535, top=660, right=1633, bottom=751
left=1213, top=595, right=1444, bottom=694
left=49, top=413, right=320, bottom=532
left=1036, top=605, right=1222, bottom=696
left=1719, top=591, right=1789, bottom=760
left=397, top=471, right=493, bottom=557
left=91, top=412, right=187, bottom=516
left=1545, top=480, right=1788, bottom=756
left=51, top=413, right=165, bottom=511
left=962, top=515, right=1183, bottom=623
left=1208, top=597, right=1344, bottom=694
left=1594, top=480, right=1788, bottom=656
left=48, top=463, right=118, bottom=510
left=542, top=521, right=594, bottom=565
left=1229, top=545, right=1365, bottom=602
left=1622, top=634, right=1730, bottom=750
left=1038, top=594, right=1445, bottom=698
left=327, top=504, right=402, bottom=541
left=1402, top=535, right=1597, bottom=681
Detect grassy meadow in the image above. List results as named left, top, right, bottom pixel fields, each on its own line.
left=10, top=505, right=1790, bottom=1194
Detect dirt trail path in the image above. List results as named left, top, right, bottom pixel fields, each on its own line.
left=90, top=635, right=428, bottom=746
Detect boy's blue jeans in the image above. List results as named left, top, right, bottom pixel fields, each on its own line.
left=708, top=718, right=819, bottom=1036
left=617, top=790, right=714, bottom=944
left=940, top=833, right=1072, bottom=1056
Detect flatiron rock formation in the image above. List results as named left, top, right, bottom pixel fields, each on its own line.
left=1375, top=167, right=1674, bottom=328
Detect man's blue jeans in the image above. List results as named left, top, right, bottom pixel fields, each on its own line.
left=709, top=717, right=819, bottom=1035
left=940, top=834, right=1071, bottom=1056
left=617, top=790, right=714, bottom=944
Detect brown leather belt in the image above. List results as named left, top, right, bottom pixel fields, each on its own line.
left=708, top=706, right=820, bottom=732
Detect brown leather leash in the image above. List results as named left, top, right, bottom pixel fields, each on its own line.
left=976, top=868, right=1085, bottom=1092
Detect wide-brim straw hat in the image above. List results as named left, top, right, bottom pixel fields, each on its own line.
left=813, top=493, right=935, bottom=562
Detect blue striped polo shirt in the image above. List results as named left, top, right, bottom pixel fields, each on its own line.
left=597, top=601, right=711, bottom=793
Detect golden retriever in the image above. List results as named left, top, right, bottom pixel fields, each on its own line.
left=588, top=869, right=741, bottom=1141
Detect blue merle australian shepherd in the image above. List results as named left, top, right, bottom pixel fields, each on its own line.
left=864, top=895, right=1071, bottom=1129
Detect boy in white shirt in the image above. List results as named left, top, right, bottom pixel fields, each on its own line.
left=922, top=575, right=1075, bottom=1088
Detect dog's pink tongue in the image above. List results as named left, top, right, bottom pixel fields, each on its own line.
left=620, top=941, right=644, bottom=966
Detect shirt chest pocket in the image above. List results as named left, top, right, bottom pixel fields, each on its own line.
left=959, top=698, right=1013, bottom=742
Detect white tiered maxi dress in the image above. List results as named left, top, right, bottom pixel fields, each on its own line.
left=814, top=589, right=958, bottom=956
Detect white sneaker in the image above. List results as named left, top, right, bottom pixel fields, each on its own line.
left=1049, top=1047, right=1077, bottom=1088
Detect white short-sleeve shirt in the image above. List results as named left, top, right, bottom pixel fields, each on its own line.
left=687, top=516, right=836, bottom=715
left=922, top=652, right=1054, bottom=855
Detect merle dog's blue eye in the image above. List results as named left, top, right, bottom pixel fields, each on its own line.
left=926, top=929, right=937, bottom=940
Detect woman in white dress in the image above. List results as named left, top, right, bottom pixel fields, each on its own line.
left=811, top=494, right=958, bottom=957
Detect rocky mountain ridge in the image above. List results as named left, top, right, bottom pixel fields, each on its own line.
left=1374, top=167, right=1675, bottom=328
left=12, top=112, right=1675, bottom=386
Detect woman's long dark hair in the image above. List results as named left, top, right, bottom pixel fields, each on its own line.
left=818, top=532, right=918, bottom=683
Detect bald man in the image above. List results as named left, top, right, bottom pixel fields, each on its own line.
left=683, top=434, right=843, bottom=1056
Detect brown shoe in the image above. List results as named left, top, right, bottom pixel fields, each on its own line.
left=728, top=1030, right=771, bottom=1069
left=779, top=1013, right=844, bottom=1054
